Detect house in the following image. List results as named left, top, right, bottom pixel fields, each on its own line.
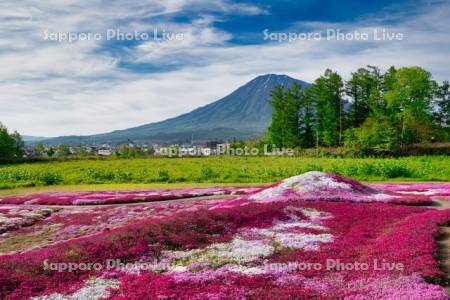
left=98, top=144, right=112, bottom=156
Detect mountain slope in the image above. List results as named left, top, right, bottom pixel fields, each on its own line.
left=42, top=74, right=309, bottom=145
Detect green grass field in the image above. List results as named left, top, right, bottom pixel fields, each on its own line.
left=0, top=156, right=448, bottom=193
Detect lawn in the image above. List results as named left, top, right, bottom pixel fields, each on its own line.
left=0, top=156, right=449, bottom=191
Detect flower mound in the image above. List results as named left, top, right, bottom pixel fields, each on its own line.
left=249, top=171, right=389, bottom=203
left=246, top=171, right=449, bottom=205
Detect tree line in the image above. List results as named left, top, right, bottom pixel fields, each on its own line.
left=267, top=66, right=450, bottom=155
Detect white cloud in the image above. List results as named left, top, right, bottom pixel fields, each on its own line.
left=0, top=0, right=449, bottom=136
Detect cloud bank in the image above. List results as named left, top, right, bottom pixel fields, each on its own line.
left=0, top=0, right=449, bottom=136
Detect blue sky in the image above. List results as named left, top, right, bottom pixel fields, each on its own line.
left=0, top=0, right=449, bottom=136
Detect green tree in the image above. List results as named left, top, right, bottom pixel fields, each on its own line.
left=0, top=123, right=24, bottom=161
left=434, top=81, right=450, bottom=128
left=10, top=131, right=24, bottom=157
left=147, top=146, right=156, bottom=156
left=78, top=145, right=89, bottom=157
left=35, top=142, right=46, bottom=157
left=118, top=145, right=131, bottom=158
left=46, top=147, right=55, bottom=158
left=310, top=69, right=344, bottom=146
left=56, top=144, right=71, bottom=157
left=346, top=65, right=383, bottom=127
left=300, top=86, right=317, bottom=148
left=384, top=67, right=436, bottom=144
left=268, top=85, right=286, bottom=147
left=268, top=84, right=303, bottom=147
left=118, top=145, right=143, bottom=158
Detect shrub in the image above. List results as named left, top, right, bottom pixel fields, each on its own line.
left=199, top=166, right=219, bottom=181
left=376, top=162, right=413, bottom=178
left=344, top=117, right=398, bottom=156
left=86, top=168, right=115, bottom=182
left=38, top=172, right=63, bottom=185
left=155, top=169, right=170, bottom=182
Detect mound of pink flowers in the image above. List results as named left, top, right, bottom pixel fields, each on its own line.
left=0, top=172, right=449, bottom=299
left=247, top=171, right=450, bottom=205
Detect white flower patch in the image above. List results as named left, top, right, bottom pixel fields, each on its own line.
left=250, top=171, right=352, bottom=201
left=146, top=206, right=334, bottom=278
left=0, top=207, right=57, bottom=233
left=269, top=206, right=331, bottom=231
left=289, top=172, right=352, bottom=194
left=249, top=185, right=285, bottom=201
left=371, top=193, right=395, bottom=201
left=167, top=265, right=189, bottom=273
left=23, top=198, right=40, bottom=205
left=271, top=221, right=327, bottom=231
left=163, top=238, right=275, bottom=269
left=397, top=189, right=444, bottom=196
left=208, top=238, right=274, bottom=264
left=32, top=278, right=119, bottom=300
left=260, top=231, right=333, bottom=251
left=227, top=264, right=267, bottom=275
left=0, top=216, right=22, bottom=224
left=163, top=248, right=201, bottom=261
left=286, top=206, right=333, bottom=221
left=253, top=206, right=333, bottom=250
left=297, top=207, right=330, bottom=220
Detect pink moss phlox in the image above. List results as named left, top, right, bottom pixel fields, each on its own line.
left=0, top=187, right=261, bottom=206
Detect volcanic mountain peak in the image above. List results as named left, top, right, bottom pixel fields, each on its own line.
left=38, top=74, right=309, bottom=145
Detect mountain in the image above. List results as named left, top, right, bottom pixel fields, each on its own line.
left=40, top=74, right=309, bottom=145
left=22, top=136, right=51, bottom=142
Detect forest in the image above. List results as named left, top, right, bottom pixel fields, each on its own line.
left=267, top=66, right=450, bottom=156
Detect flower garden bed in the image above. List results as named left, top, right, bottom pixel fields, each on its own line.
left=0, top=172, right=448, bottom=299
left=0, top=187, right=260, bottom=206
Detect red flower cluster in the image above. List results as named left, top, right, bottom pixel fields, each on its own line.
left=0, top=200, right=448, bottom=299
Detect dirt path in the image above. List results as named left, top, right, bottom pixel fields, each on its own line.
left=437, top=226, right=450, bottom=293
left=427, top=199, right=450, bottom=210
left=425, top=198, right=450, bottom=293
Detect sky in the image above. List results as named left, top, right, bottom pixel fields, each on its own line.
left=1, top=0, right=449, bottom=137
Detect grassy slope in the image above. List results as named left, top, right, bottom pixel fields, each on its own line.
left=0, top=156, right=448, bottom=192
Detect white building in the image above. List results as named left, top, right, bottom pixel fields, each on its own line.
left=201, top=147, right=212, bottom=156
left=98, top=145, right=112, bottom=156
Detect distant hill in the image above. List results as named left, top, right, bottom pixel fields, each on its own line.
left=40, top=74, right=309, bottom=145
left=22, top=136, right=51, bottom=142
